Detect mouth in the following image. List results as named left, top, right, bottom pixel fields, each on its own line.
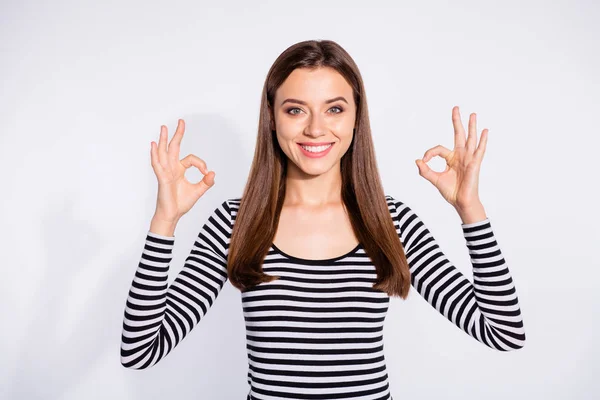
left=297, top=142, right=334, bottom=158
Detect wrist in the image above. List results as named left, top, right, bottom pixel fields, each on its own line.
left=150, top=215, right=179, bottom=237
left=456, top=202, right=487, bottom=224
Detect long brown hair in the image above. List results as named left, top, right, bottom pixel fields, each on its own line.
left=227, top=39, right=411, bottom=299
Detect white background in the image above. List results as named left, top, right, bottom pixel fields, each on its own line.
left=1, top=0, right=598, bottom=399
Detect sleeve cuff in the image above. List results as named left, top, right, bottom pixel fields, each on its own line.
left=461, top=217, right=491, bottom=229
left=147, top=230, right=176, bottom=241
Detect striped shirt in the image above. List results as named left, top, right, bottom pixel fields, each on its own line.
left=120, top=195, right=526, bottom=399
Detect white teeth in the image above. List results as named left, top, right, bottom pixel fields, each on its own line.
left=300, top=143, right=332, bottom=153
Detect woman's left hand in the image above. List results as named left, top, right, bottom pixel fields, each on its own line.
left=415, top=106, right=488, bottom=212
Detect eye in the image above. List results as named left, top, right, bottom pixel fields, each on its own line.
left=285, top=106, right=344, bottom=115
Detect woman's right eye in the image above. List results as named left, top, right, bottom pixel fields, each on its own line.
left=286, top=107, right=302, bottom=115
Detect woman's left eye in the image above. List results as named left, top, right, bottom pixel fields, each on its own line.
left=329, top=106, right=343, bottom=114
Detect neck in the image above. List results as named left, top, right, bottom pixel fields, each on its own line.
left=283, top=162, right=342, bottom=207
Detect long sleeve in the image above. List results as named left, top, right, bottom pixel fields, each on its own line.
left=386, top=195, right=526, bottom=351
left=120, top=199, right=233, bottom=369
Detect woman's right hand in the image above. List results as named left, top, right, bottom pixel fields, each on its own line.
left=150, top=119, right=216, bottom=224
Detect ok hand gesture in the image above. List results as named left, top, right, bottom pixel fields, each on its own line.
left=415, top=106, right=489, bottom=212
left=150, top=119, right=216, bottom=224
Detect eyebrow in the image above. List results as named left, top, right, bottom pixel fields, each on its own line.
left=280, top=96, right=348, bottom=106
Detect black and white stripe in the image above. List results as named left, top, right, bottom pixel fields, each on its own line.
left=121, top=195, right=525, bottom=399
left=390, top=196, right=526, bottom=352
left=120, top=201, right=231, bottom=370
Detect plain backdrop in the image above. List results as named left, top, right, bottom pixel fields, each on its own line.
left=1, top=0, right=598, bottom=399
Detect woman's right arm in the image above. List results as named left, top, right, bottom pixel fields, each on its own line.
left=121, top=119, right=226, bottom=369
left=120, top=200, right=232, bottom=369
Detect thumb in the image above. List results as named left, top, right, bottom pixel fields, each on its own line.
left=415, top=159, right=438, bottom=185
left=193, top=170, right=215, bottom=198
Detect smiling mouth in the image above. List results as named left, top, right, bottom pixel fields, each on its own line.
left=298, top=143, right=334, bottom=152
left=296, top=142, right=335, bottom=158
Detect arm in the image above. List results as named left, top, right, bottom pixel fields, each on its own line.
left=387, top=195, right=526, bottom=351
left=120, top=199, right=233, bottom=369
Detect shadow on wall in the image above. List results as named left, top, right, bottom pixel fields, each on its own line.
left=5, top=113, right=250, bottom=399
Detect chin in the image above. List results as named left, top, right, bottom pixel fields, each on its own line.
left=296, top=160, right=339, bottom=177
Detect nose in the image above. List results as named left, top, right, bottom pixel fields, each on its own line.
left=304, top=113, right=326, bottom=137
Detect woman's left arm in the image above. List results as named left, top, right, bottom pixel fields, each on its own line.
left=395, top=106, right=526, bottom=350
left=388, top=195, right=526, bottom=351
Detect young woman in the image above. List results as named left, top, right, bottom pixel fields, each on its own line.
left=120, top=39, right=526, bottom=399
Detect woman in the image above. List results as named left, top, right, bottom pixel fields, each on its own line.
left=120, top=39, right=526, bottom=399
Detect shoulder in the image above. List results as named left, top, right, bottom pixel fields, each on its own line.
left=383, top=193, right=404, bottom=211
left=383, top=194, right=414, bottom=220
left=223, top=197, right=242, bottom=212
left=202, top=197, right=241, bottom=230
left=384, top=194, right=409, bottom=206
left=221, top=197, right=242, bottom=226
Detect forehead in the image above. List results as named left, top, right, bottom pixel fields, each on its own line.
left=275, top=67, right=353, bottom=105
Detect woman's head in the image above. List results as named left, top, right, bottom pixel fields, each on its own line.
left=269, top=66, right=356, bottom=179
left=228, top=40, right=411, bottom=299
left=261, top=40, right=369, bottom=181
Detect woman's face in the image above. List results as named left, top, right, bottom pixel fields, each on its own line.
left=270, top=67, right=357, bottom=177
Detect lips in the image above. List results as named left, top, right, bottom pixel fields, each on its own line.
left=297, top=142, right=334, bottom=146
left=297, top=142, right=334, bottom=158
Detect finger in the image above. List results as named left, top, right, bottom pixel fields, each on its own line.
left=180, top=154, right=209, bottom=175
left=452, top=106, right=466, bottom=149
left=473, top=128, right=488, bottom=163
left=466, top=113, right=477, bottom=153
left=415, top=159, right=440, bottom=186
left=194, top=171, right=216, bottom=196
left=168, top=119, right=185, bottom=166
left=158, top=125, right=169, bottom=168
left=423, top=144, right=452, bottom=163
left=150, top=141, right=164, bottom=174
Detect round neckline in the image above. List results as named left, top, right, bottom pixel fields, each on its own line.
left=270, top=242, right=362, bottom=264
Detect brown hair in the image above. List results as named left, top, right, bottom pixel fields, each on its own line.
left=227, top=39, right=411, bottom=299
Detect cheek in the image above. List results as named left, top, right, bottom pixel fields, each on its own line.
left=275, top=132, right=296, bottom=156
left=275, top=130, right=294, bottom=146
left=340, top=135, right=353, bottom=153
left=333, top=118, right=356, bottom=139
left=274, top=117, right=296, bottom=137
left=337, top=128, right=354, bottom=144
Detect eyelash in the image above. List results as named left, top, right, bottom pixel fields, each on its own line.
left=285, top=106, right=344, bottom=115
